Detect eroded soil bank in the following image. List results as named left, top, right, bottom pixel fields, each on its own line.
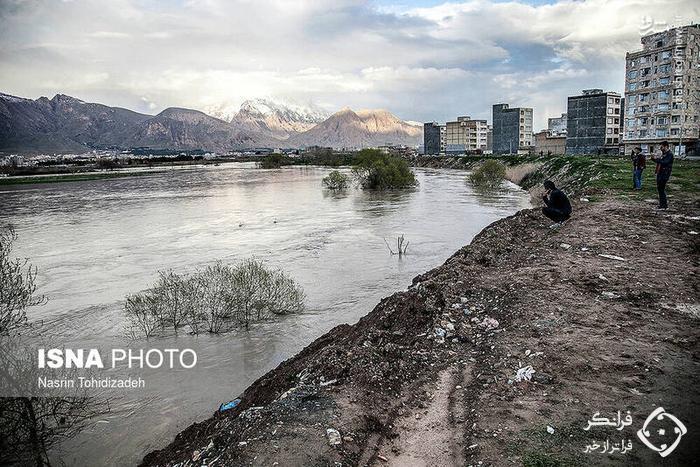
left=141, top=193, right=699, bottom=467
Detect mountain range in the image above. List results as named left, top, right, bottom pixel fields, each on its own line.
left=0, top=93, right=422, bottom=154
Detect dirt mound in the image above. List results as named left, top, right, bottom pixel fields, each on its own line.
left=142, top=198, right=700, bottom=466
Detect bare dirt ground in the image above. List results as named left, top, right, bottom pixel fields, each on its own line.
left=142, top=197, right=699, bottom=467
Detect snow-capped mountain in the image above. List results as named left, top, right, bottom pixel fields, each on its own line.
left=204, top=98, right=329, bottom=139
left=0, top=92, right=421, bottom=152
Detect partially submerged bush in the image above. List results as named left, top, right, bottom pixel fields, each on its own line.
left=258, top=154, right=294, bottom=169
left=125, top=259, right=305, bottom=337
left=469, top=160, right=506, bottom=188
left=352, top=149, right=417, bottom=190
left=322, top=170, right=350, bottom=190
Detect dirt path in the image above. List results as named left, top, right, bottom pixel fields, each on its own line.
left=142, top=197, right=699, bottom=467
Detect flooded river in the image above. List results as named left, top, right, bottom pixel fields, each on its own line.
left=1, top=163, right=530, bottom=466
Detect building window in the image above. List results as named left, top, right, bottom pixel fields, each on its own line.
left=607, top=117, right=613, bottom=124
left=608, top=107, right=613, bottom=114
left=656, top=129, right=668, bottom=137
left=661, top=51, right=672, bottom=59
left=608, top=97, right=614, bottom=104
left=657, top=103, right=669, bottom=111
left=659, top=77, right=670, bottom=85
left=628, top=82, right=638, bottom=91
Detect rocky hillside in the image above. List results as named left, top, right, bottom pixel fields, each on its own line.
left=289, top=108, right=422, bottom=149
left=0, top=92, right=421, bottom=153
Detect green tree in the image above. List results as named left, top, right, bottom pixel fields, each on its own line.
left=351, top=149, right=417, bottom=190
left=322, top=170, right=350, bottom=190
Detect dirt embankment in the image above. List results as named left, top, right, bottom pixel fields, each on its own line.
left=141, top=192, right=699, bottom=467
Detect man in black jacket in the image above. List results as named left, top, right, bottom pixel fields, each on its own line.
left=542, top=180, right=572, bottom=224
left=652, top=141, right=674, bottom=209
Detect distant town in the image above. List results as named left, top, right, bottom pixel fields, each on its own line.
left=2, top=23, right=698, bottom=174
left=423, top=24, right=699, bottom=158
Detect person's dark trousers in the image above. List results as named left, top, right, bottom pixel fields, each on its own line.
left=633, top=168, right=643, bottom=189
left=657, top=173, right=669, bottom=208
left=542, top=207, right=570, bottom=223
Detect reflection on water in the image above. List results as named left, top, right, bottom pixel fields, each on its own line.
left=0, top=163, right=530, bottom=466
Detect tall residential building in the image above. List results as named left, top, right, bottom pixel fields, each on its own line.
left=565, top=89, right=622, bottom=155
left=548, top=113, right=568, bottom=135
left=444, top=116, right=489, bottom=154
left=492, top=104, right=533, bottom=154
left=423, top=122, right=442, bottom=155
left=623, top=24, right=700, bottom=156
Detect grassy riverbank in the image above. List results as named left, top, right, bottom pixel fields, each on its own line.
left=0, top=170, right=166, bottom=185
left=140, top=156, right=699, bottom=466
left=411, top=154, right=700, bottom=197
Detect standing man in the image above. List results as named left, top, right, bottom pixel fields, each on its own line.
left=652, top=141, right=674, bottom=209
left=541, top=180, right=572, bottom=225
left=631, top=147, right=646, bottom=190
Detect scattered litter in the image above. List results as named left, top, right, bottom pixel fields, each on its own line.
left=559, top=243, right=571, bottom=250
left=326, top=428, right=342, bottom=446
left=460, top=297, right=469, bottom=303
left=547, top=425, right=555, bottom=435
left=219, top=399, right=241, bottom=412
left=468, top=443, right=479, bottom=450
left=377, top=454, right=388, bottom=462
left=602, top=291, right=619, bottom=299
left=599, top=254, right=626, bottom=261
left=524, top=349, right=531, bottom=357
left=689, top=231, right=698, bottom=235
left=598, top=274, right=609, bottom=281
left=580, top=197, right=590, bottom=202
left=238, top=441, right=247, bottom=447
left=320, top=379, right=338, bottom=387
left=515, top=365, right=535, bottom=382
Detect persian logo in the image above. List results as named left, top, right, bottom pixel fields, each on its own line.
left=637, top=407, right=687, bottom=457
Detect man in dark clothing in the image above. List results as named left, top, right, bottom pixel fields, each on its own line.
left=631, top=147, right=646, bottom=190
left=541, top=180, right=572, bottom=224
left=652, top=141, right=674, bottom=209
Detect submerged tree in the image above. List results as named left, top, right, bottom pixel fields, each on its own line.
left=351, top=149, right=418, bottom=190
left=322, top=170, right=350, bottom=190
left=125, top=258, right=305, bottom=336
left=0, top=225, right=104, bottom=466
left=468, top=160, right=506, bottom=188
left=0, top=226, right=47, bottom=335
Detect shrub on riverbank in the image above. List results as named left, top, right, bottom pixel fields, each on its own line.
left=125, top=259, right=305, bottom=337
left=352, top=149, right=417, bottom=190
left=322, top=170, right=350, bottom=190
left=469, top=160, right=506, bottom=188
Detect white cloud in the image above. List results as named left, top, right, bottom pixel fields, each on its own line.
left=0, top=0, right=696, bottom=127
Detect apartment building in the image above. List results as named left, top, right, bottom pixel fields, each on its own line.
left=492, top=104, right=533, bottom=154
left=623, top=24, right=700, bottom=156
left=423, top=122, right=446, bottom=155
left=565, top=89, right=622, bottom=155
left=548, top=113, right=567, bottom=135
left=444, top=116, right=489, bottom=154
left=534, top=130, right=566, bottom=155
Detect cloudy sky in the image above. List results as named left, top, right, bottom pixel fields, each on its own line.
left=0, top=0, right=697, bottom=129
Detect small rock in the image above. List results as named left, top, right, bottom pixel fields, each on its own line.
left=559, top=243, right=571, bottom=250
left=326, top=428, right=342, bottom=446
left=547, top=425, right=555, bottom=435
